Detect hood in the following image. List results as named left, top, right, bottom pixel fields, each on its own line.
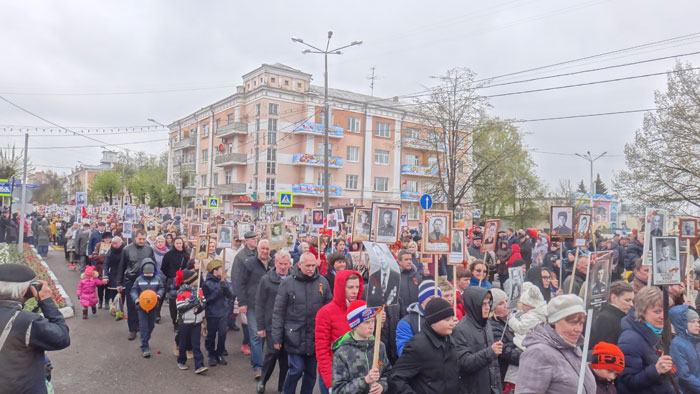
left=332, top=270, right=364, bottom=309
left=292, top=264, right=319, bottom=281
left=266, top=269, right=283, bottom=284
left=670, top=305, right=700, bottom=341
left=110, top=244, right=125, bottom=254
left=139, top=258, right=158, bottom=276
left=522, top=321, right=582, bottom=350
left=524, top=266, right=551, bottom=301
left=406, top=301, right=425, bottom=316
left=620, top=309, right=661, bottom=347
left=331, top=331, right=374, bottom=353
left=463, top=286, right=489, bottom=327
left=511, top=244, right=521, bottom=254
left=206, top=271, right=220, bottom=283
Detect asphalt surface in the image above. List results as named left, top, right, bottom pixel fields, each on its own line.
left=44, top=247, right=301, bottom=394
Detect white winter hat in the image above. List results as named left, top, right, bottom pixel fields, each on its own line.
left=547, top=294, right=586, bottom=324
left=520, top=282, right=545, bottom=308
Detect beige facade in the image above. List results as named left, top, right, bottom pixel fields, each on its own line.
left=167, top=63, right=457, bottom=223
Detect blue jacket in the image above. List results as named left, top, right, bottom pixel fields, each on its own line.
left=617, top=310, right=676, bottom=394
left=395, top=302, right=424, bottom=356
left=669, top=305, right=700, bottom=393
left=130, top=259, right=165, bottom=304
left=202, top=272, right=233, bottom=318
left=469, top=275, right=492, bottom=290
left=87, top=229, right=104, bottom=256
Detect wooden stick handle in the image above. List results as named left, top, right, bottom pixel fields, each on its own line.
left=372, top=306, right=385, bottom=369
left=568, top=248, right=580, bottom=294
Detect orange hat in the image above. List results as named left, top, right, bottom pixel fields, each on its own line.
left=591, top=342, right=625, bottom=374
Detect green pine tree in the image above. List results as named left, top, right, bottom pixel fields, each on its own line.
left=577, top=180, right=587, bottom=193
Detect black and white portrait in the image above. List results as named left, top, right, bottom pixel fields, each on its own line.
left=400, top=213, right=408, bottom=228
left=551, top=206, right=573, bottom=237
left=576, top=214, right=590, bottom=237
left=363, top=241, right=400, bottom=307
left=327, top=212, right=339, bottom=231
left=643, top=208, right=668, bottom=260
left=124, top=206, right=136, bottom=222
left=428, top=217, right=446, bottom=243
left=423, top=211, right=452, bottom=253
left=680, top=218, right=697, bottom=240
left=335, top=208, right=345, bottom=223
left=450, top=229, right=465, bottom=265
left=353, top=209, right=372, bottom=241
left=122, top=221, right=133, bottom=239
left=481, top=219, right=499, bottom=253
left=197, top=235, right=209, bottom=259
left=376, top=207, right=399, bottom=243
left=75, top=192, right=87, bottom=207
left=269, top=222, right=285, bottom=247
left=238, top=222, right=251, bottom=238
left=217, top=225, right=233, bottom=248
left=587, top=251, right=612, bottom=308
left=202, top=209, right=210, bottom=221
left=507, top=266, right=524, bottom=310
left=653, top=236, right=681, bottom=285
left=189, top=223, right=202, bottom=241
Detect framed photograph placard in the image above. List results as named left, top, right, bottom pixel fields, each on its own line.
left=311, top=209, right=324, bottom=228
left=574, top=213, right=592, bottom=247
left=449, top=229, right=465, bottom=265
left=481, top=219, right=500, bottom=253
left=352, top=208, right=372, bottom=242
left=643, top=208, right=668, bottom=265
left=267, top=222, right=286, bottom=249
left=217, top=225, right=233, bottom=248
left=679, top=218, right=697, bottom=240
left=653, top=236, right=681, bottom=286
left=422, top=210, right=452, bottom=254
left=373, top=206, right=400, bottom=244
left=550, top=206, right=574, bottom=239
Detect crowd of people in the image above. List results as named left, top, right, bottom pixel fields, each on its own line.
left=1, top=204, right=700, bottom=394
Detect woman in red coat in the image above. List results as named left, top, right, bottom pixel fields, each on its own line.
left=314, top=269, right=364, bottom=393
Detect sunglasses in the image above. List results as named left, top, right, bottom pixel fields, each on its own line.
left=541, top=275, right=551, bottom=280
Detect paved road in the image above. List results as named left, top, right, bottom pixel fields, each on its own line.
left=43, top=247, right=299, bottom=393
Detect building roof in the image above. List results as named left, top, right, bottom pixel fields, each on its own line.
left=310, top=85, right=413, bottom=111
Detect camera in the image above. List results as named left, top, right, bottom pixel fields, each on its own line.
left=30, top=280, right=43, bottom=294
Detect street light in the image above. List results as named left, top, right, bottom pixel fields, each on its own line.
left=575, top=151, right=607, bottom=246
left=291, top=31, right=362, bottom=216
left=148, top=118, right=167, bottom=128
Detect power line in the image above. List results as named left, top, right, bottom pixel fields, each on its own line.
left=0, top=138, right=167, bottom=150
left=512, top=107, right=660, bottom=123
left=0, top=85, right=235, bottom=96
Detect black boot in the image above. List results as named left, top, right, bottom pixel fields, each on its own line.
left=91, top=306, right=97, bottom=315
left=217, top=355, right=228, bottom=365
left=82, top=309, right=88, bottom=319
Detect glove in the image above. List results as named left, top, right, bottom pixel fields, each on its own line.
left=219, top=281, right=228, bottom=290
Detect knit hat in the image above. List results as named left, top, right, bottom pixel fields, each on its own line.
left=418, top=280, right=442, bottom=305
left=591, top=342, right=625, bottom=374
left=182, top=270, right=198, bottom=285
left=101, top=231, right=113, bottom=240
left=142, top=263, right=155, bottom=275
left=687, top=308, right=700, bottom=323
left=207, top=259, right=223, bottom=273
left=112, top=236, right=123, bottom=244
left=424, top=297, right=454, bottom=325
left=489, top=288, right=507, bottom=307
left=547, top=294, right=586, bottom=324
left=520, top=282, right=546, bottom=308
left=84, top=266, right=95, bottom=278
left=347, top=300, right=376, bottom=329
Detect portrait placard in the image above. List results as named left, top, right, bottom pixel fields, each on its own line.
left=481, top=219, right=500, bottom=253
left=363, top=241, right=400, bottom=307
left=550, top=206, right=574, bottom=238
left=653, top=236, right=681, bottom=286
left=335, top=208, right=345, bottom=223
left=374, top=206, right=400, bottom=244
left=122, top=221, right=133, bottom=239
left=574, top=213, right=592, bottom=247
left=348, top=251, right=369, bottom=277
left=370, top=202, right=401, bottom=242
left=506, top=266, right=524, bottom=310
left=188, top=223, right=203, bottom=242
left=311, top=209, right=324, bottom=228
left=422, top=210, right=452, bottom=254
left=196, top=235, right=209, bottom=260
left=643, top=208, right=668, bottom=265
left=449, top=229, right=465, bottom=265
left=679, top=218, right=697, bottom=240
left=145, top=218, right=158, bottom=236
left=326, top=212, right=339, bottom=231
left=217, top=225, right=233, bottom=248
left=352, top=208, right=372, bottom=242
left=267, top=222, right=286, bottom=248
left=587, top=251, right=613, bottom=308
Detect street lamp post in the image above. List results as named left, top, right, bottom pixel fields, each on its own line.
left=575, top=151, right=607, bottom=246
left=292, top=32, right=362, bottom=215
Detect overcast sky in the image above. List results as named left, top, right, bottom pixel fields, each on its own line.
left=1, top=0, right=698, bottom=197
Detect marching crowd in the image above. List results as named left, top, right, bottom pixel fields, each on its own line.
left=2, top=206, right=700, bottom=394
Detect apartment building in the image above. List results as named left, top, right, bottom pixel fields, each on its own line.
left=167, top=63, right=459, bottom=223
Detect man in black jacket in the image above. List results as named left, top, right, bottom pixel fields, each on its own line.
left=116, top=229, right=155, bottom=340
left=255, top=250, right=291, bottom=394
left=0, top=264, right=70, bottom=394
left=238, top=239, right=273, bottom=379
left=272, top=252, right=332, bottom=394
left=397, top=249, right=422, bottom=318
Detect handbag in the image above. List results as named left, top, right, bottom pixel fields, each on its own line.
left=111, top=293, right=124, bottom=321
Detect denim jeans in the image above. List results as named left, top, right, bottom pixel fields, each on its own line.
left=124, top=282, right=140, bottom=332
left=205, top=316, right=227, bottom=358
left=282, top=354, right=317, bottom=394
left=177, top=322, right=204, bottom=369
left=246, top=309, right=264, bottom=370
left=37, top=246, right=48, bottom=257
left=137, top=308, right=156, bottom=351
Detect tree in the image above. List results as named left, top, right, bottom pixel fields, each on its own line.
left=0, top=144, right=34, bottom=179
left=615, top=62, right=700, bottom=212
left=33, top=171, right=64, bottom=204
left=594, top=173, right=608, bottom=195
left=577, top=180, right=587, bottom=193
left=126, top=152, right=179, bottom=207
left=89, top=171, right=122, bottom=205
left=414, top=68, right=524, bottom=214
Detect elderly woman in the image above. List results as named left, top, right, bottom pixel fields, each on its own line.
left=469, top=259, right=492, bottom=289
left=515, top=294, right=596, bottom=393
left=617, top=286, right=678, bottom=394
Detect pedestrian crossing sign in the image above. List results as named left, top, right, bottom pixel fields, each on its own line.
left=0, top=179, right=10, bottom=197
left=208, top=197, right=219, bottom=209
left=278, top=191, right=293, bottom=207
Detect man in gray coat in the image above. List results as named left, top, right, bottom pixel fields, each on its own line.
left=74, top=223, right=91, bottom=272
left=116, top=229, right=155, bottom=340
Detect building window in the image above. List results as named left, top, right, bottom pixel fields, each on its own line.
left=212, top=173, right=219, bottom=186
left=405, top=127, right=420, bottom=139
left=454, top=209, right=464, bottom=221
left=267, top=131, right=277, bottom=145
left=201, top=149, right=208, bottom=163
left=227, top=114, right=233, bottom=124
left=268, top=118, right=277, bottom=131
left=270, top=77, right=276, bottom=83
left=255, top=103, right=261, bottom=116
left=215, top=119, right=220, bottom=131
left=254, top=148, right=259, bottom=175
left=225, top=171, right=232, bottom=184
left=255, top=119, right=260, bottom=132
left=269, top=103, right=279, bottom=115
left=374, top=177, right=389, bottom=192
left=266, top=161, right=276, bottom=174
left=317, top=172, right=331, bottom=186
left=405, top=154, right=420, bottom=166
left=266, top=148, right=276, bottom=175
left=227, top=143, right=233, bottom=154
left=318, top=143, right=333, bottom=157
left=284, top=80, right=289, bottom=86
left=202, top=124, right=209, bottom=137
left=428, top=157, right=438, bottom=169
left=407, top=205, right=419, bottom=220
left=348, top=117, right=361, bottom=133
left=346, top=146, right=360, bottom=162
left=265, top=178, right=275, bottom=200
left=375, top=122, right=391, bottom=138
left=374, top=150, right=390, bottom=165
left=297, top=82, right=302, bottom=89
left=345, top=174, right=358, bottom=190
left=200, top=175, right=207, bottom=188
left=405, top=180, right=418, bottom=192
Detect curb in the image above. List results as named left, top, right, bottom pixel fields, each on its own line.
left=32, top=246, right=75, bottom=319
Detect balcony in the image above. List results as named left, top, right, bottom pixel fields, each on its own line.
left=173, top=162, right=195, bottom=174
left=292, top=153, right=343, bottom=168
left=174, top=137, right=196, bottom=150
left=215, top=152, right=248, bottom=167
left=401, top=191, right=446, bottom=202
left=181, top=187, right=196, bottom=198
left=292, top=121, right=343, bottom=138
left=292, top=183, right=343, bottom=197
left=216, top=122, right=248, bottom=138
left=401, top=164, right=438, bottom=177
left=402, top=137, right=445, bottom=152
left=216, top=183, right=247, bottom=196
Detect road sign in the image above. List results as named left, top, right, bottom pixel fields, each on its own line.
left=10, top=181, right=39, bottom=189
left=419, top=194, right=433, bottom=210
left=473, top=208, right=481, bottom=218
left=278, top=191, right=293, bottom=207
left=0, top=179, right=10, bottom=197
left=208, top=197, right=219, bottom=209
left=12, top=187, right=32, bottom=202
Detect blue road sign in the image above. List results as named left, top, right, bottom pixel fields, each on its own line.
left=419, top=194, right=433, bottom=210
left=0, top=179, right=10, bottom=197
left=278, top=191, right=293, bottom=207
